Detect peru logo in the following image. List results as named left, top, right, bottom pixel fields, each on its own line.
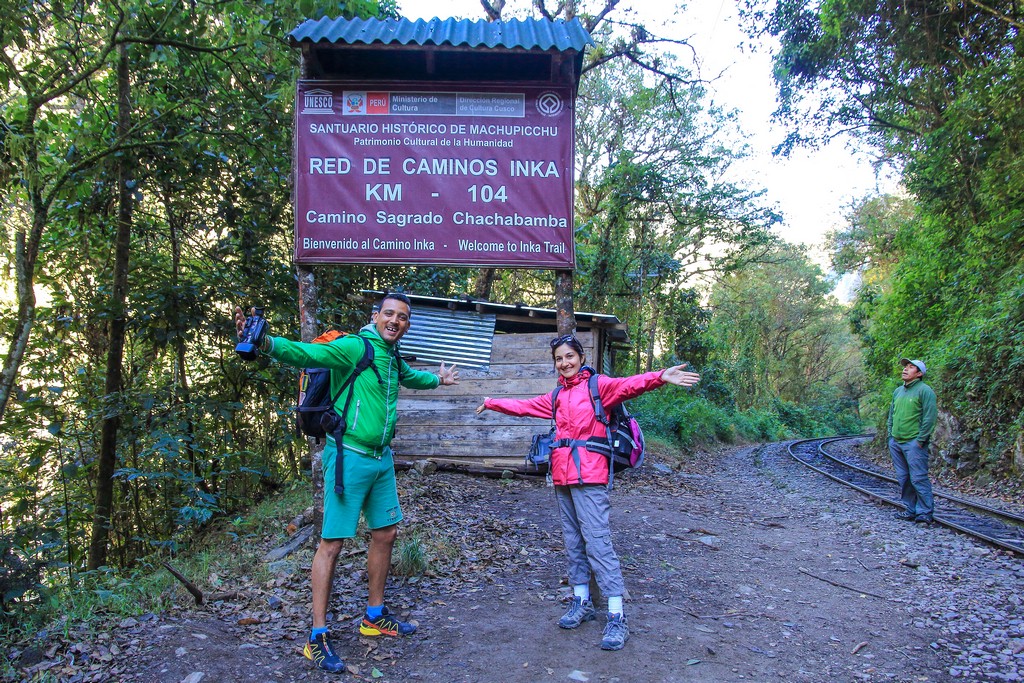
left=343, top=91, right=366, bottom=115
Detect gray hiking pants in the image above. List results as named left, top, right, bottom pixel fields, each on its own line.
left=554, top=484, right=625, bottom=599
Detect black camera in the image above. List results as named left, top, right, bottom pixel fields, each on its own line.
left=235, top=307, right=268, bottom=360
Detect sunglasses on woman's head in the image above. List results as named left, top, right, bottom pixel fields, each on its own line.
left=550, top=334, right=578, bottom=348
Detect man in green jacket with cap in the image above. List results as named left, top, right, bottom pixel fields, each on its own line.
left=235, top=292, right=459, bottom=673
left=887, top=358, right=937, bottom=524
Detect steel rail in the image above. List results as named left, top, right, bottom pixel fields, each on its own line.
left=786, top=436, right=1024, bottom=556
left=815, top=437, right=1024, bottom=527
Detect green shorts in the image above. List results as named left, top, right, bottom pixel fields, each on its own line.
left=321, top=441, right=403, bottom=539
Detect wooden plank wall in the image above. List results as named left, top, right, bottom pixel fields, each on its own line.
left=392, top=331, right=596, bottom=468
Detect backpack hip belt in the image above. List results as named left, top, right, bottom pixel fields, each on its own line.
left=551, top=437, right=589, bottom=485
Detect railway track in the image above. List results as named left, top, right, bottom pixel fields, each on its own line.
left=787, top=436, right=1024, bottom=556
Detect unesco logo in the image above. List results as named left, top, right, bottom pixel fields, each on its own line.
left=302, top=88, right=334, bottom=115
left=536, top=91, right=563, bottom=117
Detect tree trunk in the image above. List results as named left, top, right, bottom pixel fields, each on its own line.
left=0, top=99, right=46, bottom=425
left=88, top=45, right=133, bottom=571
left=472, top=268, right=497, bottom=299
left=0, top=226, right=38, bottom=424
left=555, top=270, right=576, bottom=336
left=164, top=188, right=210, bottom=495
left=297, top=263, right=324, bottom=527
left=645, top=292, right=659, bottom=373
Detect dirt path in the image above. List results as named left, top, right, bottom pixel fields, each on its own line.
left=17, top=441, right=1021, bottom=683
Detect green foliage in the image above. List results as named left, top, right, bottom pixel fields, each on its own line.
left=0, top=524, right=56, bottom=617
left=706, top=244, right=865, bottom=413
left=827, top=194, right=915, bottom=281
left=634, top=384, right=863, bottom=449
left=500, top=56, right=781, bottom=371
left=393, top=533, right=428, bottom=577
left=630, top=368, right=864, bottom=448
left=756, top=0, right=1024, bottom=472
left=620, top=243, right=868, bottom=446
left=0, top=0, right=409, bottom=610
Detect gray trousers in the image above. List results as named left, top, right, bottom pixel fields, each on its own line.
left=554, top=484, right=625, bottom=598
left=888, top=437, right=934, bottom=517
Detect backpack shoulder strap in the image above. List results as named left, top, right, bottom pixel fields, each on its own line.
left=550, top=385, right=562, bottom=415
left=391, top=345, right=406, bottom=381
left=549, top=385, right=562, bottom=437
left=328, top=334, right=381, bottom=407
left=586, top=371, right=618, bottom=488
left=587, top=372, right=609, bottom=425
left=353, top=334, right=381, bottom=382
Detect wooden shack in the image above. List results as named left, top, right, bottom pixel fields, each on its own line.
left=376, top=292, right=628, bottom=470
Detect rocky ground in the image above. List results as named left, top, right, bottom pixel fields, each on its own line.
left=8, top=439, right=1023, bottom=683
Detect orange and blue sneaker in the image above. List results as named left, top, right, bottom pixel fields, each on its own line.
left=303, top=631, right=345, bottom=673
left=359, top=606, right=417, bottom=636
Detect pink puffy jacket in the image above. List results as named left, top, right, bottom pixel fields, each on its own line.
left=485, top=368, right=666, bottom=486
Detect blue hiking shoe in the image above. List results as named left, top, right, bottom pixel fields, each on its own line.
left=558, top=596, right=597, bottom=629
left=600, top=613, right=629, bottom=651
left=303, top=631, right=345, bottom=673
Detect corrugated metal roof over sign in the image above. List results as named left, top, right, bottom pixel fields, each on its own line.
left=288, top=16, right=595, bottom=52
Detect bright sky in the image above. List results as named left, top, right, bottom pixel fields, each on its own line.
left=400, top=0, right=899, bottom=263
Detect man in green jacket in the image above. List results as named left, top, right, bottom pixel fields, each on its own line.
left=235, top=293, right=458, bottom=673
left=887, top=358, right=937, bottom=524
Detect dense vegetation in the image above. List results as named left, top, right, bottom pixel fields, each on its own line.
left=747, top=0, right=1024, bottom=477
left=1, top=0, right=861, bottom=634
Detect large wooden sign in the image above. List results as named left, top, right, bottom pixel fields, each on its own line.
left=293, top=81, right=576, bottom=268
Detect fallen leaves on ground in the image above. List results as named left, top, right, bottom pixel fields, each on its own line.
left=8, top=449, right=706, bottom=682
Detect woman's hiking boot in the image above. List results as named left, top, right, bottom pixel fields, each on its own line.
left=558, top=596, right=596, bottom=629
left=600, top=613, right=629, bottom=650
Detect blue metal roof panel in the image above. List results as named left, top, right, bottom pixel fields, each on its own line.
left=288, top=16, right=594, bottom=52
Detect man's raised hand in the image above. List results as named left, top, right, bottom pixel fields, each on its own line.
left=234, top=306, right=248, bottom=340
left=438, top=362, right=459, bottom=386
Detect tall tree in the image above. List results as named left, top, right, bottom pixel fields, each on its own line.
left=88, top=44, right=135, bottom=570
left=571, top=57, right=779, bottom=369
left=0, top=0, right=360, bottom=578
left=751, top=0, right=1024, bottom=468
left=708, top=244, right=863, bottom=411
left=0, top=2, right=129, bottom=424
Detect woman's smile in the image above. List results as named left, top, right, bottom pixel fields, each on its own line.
left=553, top=343, right=583, bottom=378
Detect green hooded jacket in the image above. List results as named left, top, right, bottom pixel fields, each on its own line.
left=887, top=378, right=937, bottom=443
left=265, top=324, right=439, bottom=452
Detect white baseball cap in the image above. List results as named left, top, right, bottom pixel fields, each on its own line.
left=900, top=358, right=926, bottom=375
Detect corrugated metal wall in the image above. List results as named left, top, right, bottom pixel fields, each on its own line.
left=397, top=307, right=496, bottom=370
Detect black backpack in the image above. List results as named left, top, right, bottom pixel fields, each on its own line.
left=295, top=331, right=381, bottom=441
left=549, top=368, right=646, bottom=488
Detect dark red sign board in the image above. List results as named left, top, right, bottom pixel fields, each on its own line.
left=293, top=82, right=576, bottom=268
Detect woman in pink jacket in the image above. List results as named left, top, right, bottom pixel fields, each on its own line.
left=476, top=334, right=700, bottom=650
